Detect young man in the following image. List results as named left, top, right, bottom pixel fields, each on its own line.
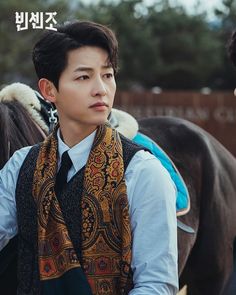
left=0, top=21, right=178, bottom=294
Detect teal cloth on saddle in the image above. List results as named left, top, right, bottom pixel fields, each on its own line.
left=133, top=132, right=189, bottom=213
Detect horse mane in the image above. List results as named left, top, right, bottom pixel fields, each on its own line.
left=0, top=82, right=49, bottom=134
left=0, top=100, right=45, bottom=169
left=0, top=82, right=53, bottom=169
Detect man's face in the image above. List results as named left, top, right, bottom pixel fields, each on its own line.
left=53, top=46, right=116, bottom=130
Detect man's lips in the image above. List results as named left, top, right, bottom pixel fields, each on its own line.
left=89, top=102, right=108, bottom=108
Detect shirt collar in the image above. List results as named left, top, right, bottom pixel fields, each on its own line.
left=57, top=129, right=96, bottom=172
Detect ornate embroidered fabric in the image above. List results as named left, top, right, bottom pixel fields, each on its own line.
left=32, top=123, right=132, bottom=294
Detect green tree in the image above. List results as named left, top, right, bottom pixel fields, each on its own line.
left=0, top=0, right=233, bottom=90
left=74, top=0, right=161, bottom=89
left=213, top=0, right=236, bottom=89
left=74, top=0, right=224, bottom=90
left=147, top=5, right=223, bottom=89
left=0, top=0, right=70, bottom=88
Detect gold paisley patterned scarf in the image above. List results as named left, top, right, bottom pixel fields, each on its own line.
left=32, top=123, right=132, bottom=294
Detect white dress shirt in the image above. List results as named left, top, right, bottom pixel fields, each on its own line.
left=0, top=130, right=178, bottom=294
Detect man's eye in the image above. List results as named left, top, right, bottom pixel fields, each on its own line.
left=104, top=73, right=113, bottom=79
left=76, top=75, right=89, bottom=80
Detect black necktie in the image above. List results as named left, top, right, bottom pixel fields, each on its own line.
left=55, top=151, right=72, bottom=195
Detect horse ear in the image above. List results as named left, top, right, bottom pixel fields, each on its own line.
left=38, top=79, right=56, bottom=103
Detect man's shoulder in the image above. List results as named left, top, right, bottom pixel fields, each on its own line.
left=126, top=149, right=175, bottom=185
left=120, top=133, right=142, bottom=149
left=3, top=146, right=32, bottom=171
left=12, top=145, right=32, bottom=158
left=118, top=131, right=172, bottom=179
left=1, top=143, right=41, bottom=175
left=119, top=133, right=146, bottom=171
left=0, top=146, right=34, bottom=190
left=17, top=143, right=42, bottom=173
left=127, top=149, right=162, bottom=171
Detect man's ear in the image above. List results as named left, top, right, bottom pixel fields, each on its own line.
left=38, top=78, right=57, bottom=103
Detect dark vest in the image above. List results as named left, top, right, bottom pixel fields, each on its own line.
left=15, top=135, right=143, bottom=294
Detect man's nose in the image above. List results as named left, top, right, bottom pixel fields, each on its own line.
left=91, top=77, right=107, bottom=97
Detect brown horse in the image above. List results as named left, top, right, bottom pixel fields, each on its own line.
left=1, top=82, right=236, bottom=294
left=136, top=116, right=236, bottom=295
left=0, top=83, right=49, bottom=294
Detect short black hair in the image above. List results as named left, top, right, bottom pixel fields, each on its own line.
left=228, top=30, right=236, bottom=67
left=32, top=20, right=118, bottom=89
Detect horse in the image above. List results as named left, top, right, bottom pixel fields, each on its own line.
left=0, top=82, right=51, bottom=294
left=0, top=82, right=51, bottom=170
left=133, top=115, right=236, bottom=295
left=1, top=82, right=236, bottom=294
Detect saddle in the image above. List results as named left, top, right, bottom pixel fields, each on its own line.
left=109, top=109, right=190, bottom=218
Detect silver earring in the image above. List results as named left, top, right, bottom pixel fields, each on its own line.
left=48, top=107, right=58, bottom=132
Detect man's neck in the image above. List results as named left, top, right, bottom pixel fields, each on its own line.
left=59, top=122, right=98, bottom=148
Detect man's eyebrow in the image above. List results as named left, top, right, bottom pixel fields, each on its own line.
left=74, top=67, right=93, bottom=72
left=74, top=65, right=113, bottom=72
left=102, top=64, right=113, bottom=69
